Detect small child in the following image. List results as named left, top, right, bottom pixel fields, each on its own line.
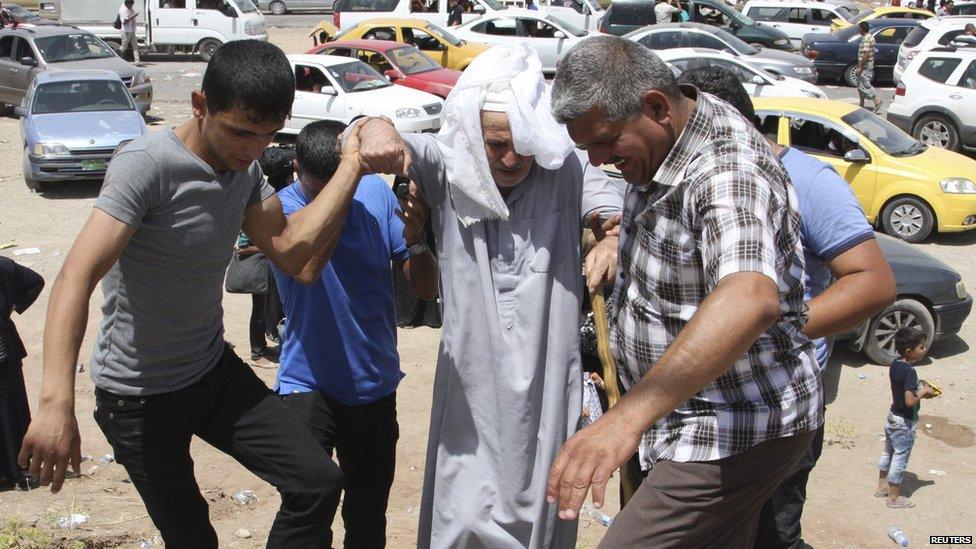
left=875, top=327, right=936, bottom=509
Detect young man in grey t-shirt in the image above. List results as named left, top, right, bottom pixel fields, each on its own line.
left=18, top=41, right=366, bottom=547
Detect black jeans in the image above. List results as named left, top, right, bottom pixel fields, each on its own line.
left=94, top=345, right=344, bottom=548
left=281, top=390, right=399, bottom=549
left=250, top=292, right=268, bottom=355
left=754, top=422, right=826, bottom=549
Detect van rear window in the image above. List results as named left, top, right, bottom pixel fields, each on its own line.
left=901, top=26, right=928, bottom=48
left=608, top=3, right=655, bottom=26
left=334, top=0, right=399, bottom=11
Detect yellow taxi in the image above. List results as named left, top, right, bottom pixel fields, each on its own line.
left=754, top=97, right=976, bottom=242
left=830, top=6, right=932, bottom=32
left=309, top=18, right=488, bottom=71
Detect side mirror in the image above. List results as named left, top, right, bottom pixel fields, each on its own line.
left=320, top=85, right=338, bottom=95
left=751, top=74, right=764, bottom=85
left=13, top=106, right=28, bottom=118
left=473, top=4, right=486, bottom=12
left=843, top=148, right=869, bottom=163
left=384, top=68, right=400, bottom=80
left=19, top=56, right=37, bottom=67
left=135, top=101, right=150, bottom=114
left=553, top=30, right=566, bottom=39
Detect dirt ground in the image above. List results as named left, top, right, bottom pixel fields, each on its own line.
left=0, top=25, right=974, bottom=549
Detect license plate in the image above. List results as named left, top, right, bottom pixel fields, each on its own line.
left=81, top=159, right=106, bottom=171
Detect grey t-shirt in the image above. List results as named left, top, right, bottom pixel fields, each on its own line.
left=91, top=128, right=272, bottom=396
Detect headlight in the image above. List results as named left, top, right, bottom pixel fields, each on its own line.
left=396, top=108, right=424, bottom=119
left=774, top=38, right=790, bottom=47
left=940, top=178, right=976, bottom=193
left=245, top=20, right=266, bottom=36
left=957, top=280, right=967, bottom=300
left=33, top=142, right=70, bottom=156
left=794, top=66, right=813, bottom=75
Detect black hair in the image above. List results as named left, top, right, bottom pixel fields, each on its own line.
left=678, top=65, right=755, bottom=122
left=894, top=327, right=926, bottom=357
left=295, top=120, right=347, bottom=182
left=201, top=40, right=295, bottom=124
left=124, top=0, right=134, bottom=5
left=858, top=21, right=870, bottom=32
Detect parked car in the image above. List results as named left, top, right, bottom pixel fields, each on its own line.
left=598, top=0, right=655, bottom=36
left=307, top=39, right=460, bottom=98
left=332, top=0, right=604, bottom=32
left=845, top=234, right=972, bottom=364
left=0, top=4, right=58, bottom=25
left=451, top=10, right=591, bottom=73
left=259, top=0, right=335, bottom=15
left=742, top=0, right=856, bottom=49
left=14, top=70, right=149, bottom=191
left=0, top=26, right=152, bottom=112
left=831, top=6, right=932, bottom=32
left=894, top=16, right=976, bottom=83
left=284, top=54, right=444, bottom=134
left=888, top=40, right=976, bottom=152
left=754, top=97, right=976, bottom=242
left=326, top=18, right=487, bottom=70
left=801, top=18, right=919, bottom=85
left=657, top=48, right=827, bottom=97
left=625, top=23, right=818, bottom=81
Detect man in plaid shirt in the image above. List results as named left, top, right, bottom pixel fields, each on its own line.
left=547, top=35, right=823, bottom=546
left=856, top=21, right=883, bottom=113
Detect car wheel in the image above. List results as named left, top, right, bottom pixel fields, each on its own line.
left=881, top=196, right=934, bottom=243
left=843, top=63, right=858, bottom=87
left=197, top=38, right=223, bottom=62
left=22, top=147, right=42, bottom=192
left=912, top=114, right=959, bottom=151
left=864, top=298, right=934, bottom=365
left=269, top=0, right=287, bottom=15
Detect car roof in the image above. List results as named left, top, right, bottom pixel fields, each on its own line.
left=36, top=69, right=121, bottom=83
left=355, top=17, right=432, bottom=27
left=921, top=14, right=976, bottom=27
left=753, top=96, right=858, bottom=117
left=866, top=17, right=922, bottom=26
left=657, top=47, right=735, bottom=59
left=287, top=53, right=364, bottom=67
left=324, top=39, right=407, bottom=52
left=872, top=6, right=931, bottom=14
left=745, top=0, right=847, bottom=8
left=0, top=24, right=92, bottom=37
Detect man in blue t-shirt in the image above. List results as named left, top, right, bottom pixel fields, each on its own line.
left=273, top=121, right=439, bottom=548
left=678, top=67, right=896, bottom=549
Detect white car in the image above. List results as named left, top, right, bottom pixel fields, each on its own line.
left=742, top=0, right=856, bottom=49
left=284, top=54, right=444, bottom=134
left=657, top=48, right=827, bottom=98
left=894, top=15, right=976, bottom=83
left=887, top=41, right=976, bottom=152
left=450, top=10, right=592, bottom=72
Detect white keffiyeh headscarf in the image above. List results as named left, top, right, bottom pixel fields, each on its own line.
left=436, top=43, right=575, bottom=227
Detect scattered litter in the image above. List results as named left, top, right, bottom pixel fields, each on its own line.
left=56, top=513, right=90, bottom=529
left=182, top=72, right=201, bottom=78
left=925, top=423, right=933, bottom=429
left=858, top=373, right=868, bottom=380
left=53, top=251, right=61, bottom=256
left=410, top=466, right=418, bottom=471
left=13, top=247, right=41, bottom=256
left=235, top=528, right=252, bottom=539
left=139, top=541, right=151, bottom=549
left=581, top=503, right=613, bottom=527
left=99, top=454, right=115, bottom=464
left=0, top=242, right=15, bottom=250
left=233, top=489, right=258, bottom=505
left=888, top=526, right=909, bottom=547
left=929, top=469, right=946, bottom=476
left=76, top=363, right=85, bottom=373
left=80, top=454, right=93, bottom=462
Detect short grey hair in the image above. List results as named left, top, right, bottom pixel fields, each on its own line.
left=551, top=35, right=682, bottom=124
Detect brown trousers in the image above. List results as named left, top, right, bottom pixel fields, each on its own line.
left=599, top=430, right=816, bottom=549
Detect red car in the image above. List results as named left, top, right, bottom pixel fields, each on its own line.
left=305, top=39, right=460, bottom=99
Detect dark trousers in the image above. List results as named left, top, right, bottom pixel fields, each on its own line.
left=754, top=422, right=826, bottom=549
left=601, top=431, right=816, bottom=549
left=0, top=358, right=30, bottom=480
left=93, top=345, right=344, bottom=548
left=281, top=390, right=399, bottom=549
left=250, top=292, right=268, bottom=355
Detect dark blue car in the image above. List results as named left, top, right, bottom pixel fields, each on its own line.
left=801, top=18, right=919, bottom=86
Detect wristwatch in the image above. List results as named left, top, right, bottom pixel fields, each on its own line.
left=408, top=241, right=429, bottom=257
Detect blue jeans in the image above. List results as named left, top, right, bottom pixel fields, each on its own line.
left=878, top=411, right=916, bottom=484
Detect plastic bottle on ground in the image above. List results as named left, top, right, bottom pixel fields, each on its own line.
left=888, top=526, right=909, bottom=547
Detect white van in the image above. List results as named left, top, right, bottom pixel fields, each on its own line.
left=742, top=0, right=855, bottom=48
left=894, top=16, right=976, bottom=83
left=331, top=0, right=604, bottom=32
left=57, top=0, right=268, bottom=61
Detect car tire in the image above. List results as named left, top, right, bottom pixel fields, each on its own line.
left=269, top=0, right=287, bottom=15
left=864, top=298, right=934, bottom=365
left=197, top=38, right=223, bottom=62
left=843, top=63, right=858, bottom=87
left=881, top=196, right=935, bottom=243
left=22, top=147, right=42, bottom=192
left=912, top=114, right=959, bottom=151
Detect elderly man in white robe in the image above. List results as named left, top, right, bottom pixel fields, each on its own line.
left=355, top=44, right=624, bottom=548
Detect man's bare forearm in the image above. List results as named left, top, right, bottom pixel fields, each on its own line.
left=38, top=271, right=95, bottom=411
left=403, top=252, right=438, bottom=300
left=610, top=273, right=782, bottom=432
left=804, top=272, right=893, bottom=338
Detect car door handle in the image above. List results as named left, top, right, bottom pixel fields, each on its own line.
left=9, top=68, right=17, bottom=73
left=192, top=18, right=198, bottom=25
left=950, top=93, right=962, bottom=99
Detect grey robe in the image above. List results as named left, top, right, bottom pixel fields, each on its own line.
left=404, top=134, right=624, bottom=549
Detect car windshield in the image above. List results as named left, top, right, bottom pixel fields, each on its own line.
left=835, top=6, right=855, bottom=22
left=34, top=34, right=116, bottom=63
left=389, top=46, right=441, bottom=75
left=481, top=0, right=507, bottom=10
left=841, top=108, right=926, bottom=156
left=714, top=27, right=759, bottom=55
left=546, top=16, right=586, bottom=36
left=230, top=0, right=259, bottom=13
left=327, top=60, right=391, bottom=92
left=32, top=80, right=133, bottom=114
left=853, top=8, right=875, bottom=22
left=902, top=25, right=929, bottom=48
left=6, top=5, right=39, bottom=19
left=426, top=22, right=463, bottom=46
